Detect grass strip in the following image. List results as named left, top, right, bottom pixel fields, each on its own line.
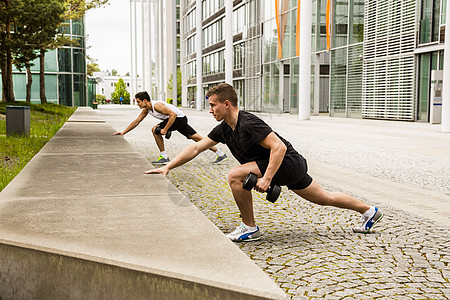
left=0, top=102, right=76, bottom=191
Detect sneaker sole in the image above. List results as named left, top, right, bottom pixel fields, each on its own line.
left=232, top=236, right=261, bottom=242
left=152, top=161, right=169, bottom=165
left=212, top=158, right=228, bottom=164
left=353, top=212, right=383, bottom=234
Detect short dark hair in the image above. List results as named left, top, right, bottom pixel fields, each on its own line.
left=206, top=83, right=237, bottom=107
left=135, top=91, right=151, bottom=102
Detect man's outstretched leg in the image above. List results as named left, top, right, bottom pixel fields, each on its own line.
left=293, top=180, right=383, bottom=233
left=189, top=133, right=228, bottom=164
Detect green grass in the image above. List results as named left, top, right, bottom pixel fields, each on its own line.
left=0, top=102, right=76, bottom=191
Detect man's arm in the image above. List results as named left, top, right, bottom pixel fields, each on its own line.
left=153, top=103, right=177, bottom=135
left=144, top=137, right=218, bottom=176
left=256, top=132, right=287, bottom=192
left=113, top=109, right=148, bottom=135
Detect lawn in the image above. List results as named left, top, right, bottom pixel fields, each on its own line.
left=0, top=102, right=76, bottom=191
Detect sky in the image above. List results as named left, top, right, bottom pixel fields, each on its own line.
left=85, top=0, right=132, bottom=76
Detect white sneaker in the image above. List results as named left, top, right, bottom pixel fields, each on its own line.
left=353, top=207, right=383, bottom=233
left=226, top=223, right=261, bottom=242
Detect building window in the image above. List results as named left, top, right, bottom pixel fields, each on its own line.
left=202, top=50, right=225, bottom=76
left=186, top=35, right=196, bottom=56
left=202, top=0, right=224, bottom=20
left=184, top=8, right=196, bottom=34
left=203, top=18, right=223, bottom=48
left=420, top=0, right=441, bottom=44
left=233, top=43, right=244, bottom=70
left=233, top=5, right=246, bottom=35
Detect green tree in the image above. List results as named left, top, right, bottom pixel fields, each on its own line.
left=87, top=55, right=100, bottom=76
left=111, top=78, right=130, bottom=104
left=36, top=0, right=108, bottom=104
left=1, top=0, right=68, bottom=103
left=111, top=69, right=118, bottom=76
left=0, top=0, right=108, bottom=103
left=96, top=94, right=106, bottom=104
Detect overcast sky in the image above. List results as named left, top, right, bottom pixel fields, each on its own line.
left=85, top=0, right=132, bottom=76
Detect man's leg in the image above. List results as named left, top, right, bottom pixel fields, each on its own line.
left=227, top=162, right=262, bottom=227
left=151, top=125, right=170, bottom=164
left=189, top=133, right=218, bottom=152
left=292, top=180, right=369, bottom=213
left=152, top=125, right=165, bottom=152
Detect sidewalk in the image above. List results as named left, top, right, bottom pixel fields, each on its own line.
left=97, top=104, right=450, bottom=299
left=0, top=107, right=287, bottom=299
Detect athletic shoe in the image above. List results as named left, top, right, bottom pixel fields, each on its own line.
left=353, top=207, right=383, bottom=233
left=212, top=154, right=228, bottom=164
left=152, top=155, right=170, bottom=165
left=226, top=223, right=261, bottom=242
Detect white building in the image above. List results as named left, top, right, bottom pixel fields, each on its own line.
left=93, top=71, right=142, bottom=101
left=129, top=0, right=180, bottom=103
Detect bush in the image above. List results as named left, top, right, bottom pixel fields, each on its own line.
left=167, top=98, right=180, bottom=107
left=96, top=94, right=106, bottom=104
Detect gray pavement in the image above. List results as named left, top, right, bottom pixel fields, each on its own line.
left=97, top=104, right=450, bottom=299
left=0, top=107, right=286, bottom=299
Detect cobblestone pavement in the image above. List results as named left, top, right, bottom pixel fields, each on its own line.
left=98, top=105, right=450, bottom=299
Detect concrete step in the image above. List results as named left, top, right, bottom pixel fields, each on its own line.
left=0, top=107, right=287, bottom=300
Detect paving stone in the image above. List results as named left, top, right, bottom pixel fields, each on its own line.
left=100, top=106, right=450, bottom=299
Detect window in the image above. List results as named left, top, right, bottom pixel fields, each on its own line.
left=233, top=43, right=244, bottom=69
left=203, top=0, right=224, bottom=20
left=233, top=5, right=246, bottom=35
left=202, top=50, right=225, bottom=75
left=202, top=18, right=223, bottom=48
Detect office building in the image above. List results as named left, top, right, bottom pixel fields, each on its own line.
left=133, top=0, right=449, bottom=127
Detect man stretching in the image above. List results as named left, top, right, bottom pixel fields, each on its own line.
left=145, top=84, right=383, bottom=241
left=114, top=91, right=228, bottom=165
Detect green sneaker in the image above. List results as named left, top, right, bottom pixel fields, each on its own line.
left=152, top=155, right=170, bottom=165
left=212, top=154, right=228, bottom=164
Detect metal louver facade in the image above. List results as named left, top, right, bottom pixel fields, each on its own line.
left=362, top=0, right=417, bottom=120
left=244, top=0, right=262, bottom=111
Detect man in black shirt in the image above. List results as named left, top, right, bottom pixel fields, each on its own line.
left=145, top=83, right=383, bottom=242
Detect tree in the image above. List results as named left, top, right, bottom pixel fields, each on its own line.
left=0, top=0, right=68, bottom=103
left=111, top=78, right=130, bottom=104
left=0, top=0, right=17, bottom=102
left=36, top=0, right=108, bottom=104
left=1, top=0, right=69, bottom=103
left=87, top=55, right=100, bottom=76
left=0, top=0, right=108, bottom=103
left=111, top=69, right=118, bottom=76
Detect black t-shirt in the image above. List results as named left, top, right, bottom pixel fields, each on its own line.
left=208, top=111, right=299, bottom=164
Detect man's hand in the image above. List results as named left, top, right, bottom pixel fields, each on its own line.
left=160, top=128, right=168, bottom=135
left=255, top=177, right=271, bottom=193
left=144, top=166, right=169, bottom=177
left=113, top=131, right=124, bottom=136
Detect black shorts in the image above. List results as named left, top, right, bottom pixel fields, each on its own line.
left=158, top=116, right=197, bottom=139
left=256, top=154, right=313, bottom=190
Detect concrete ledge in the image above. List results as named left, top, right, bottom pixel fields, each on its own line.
left=0, top=242, right=275, bottom=300
left=67, top=106, right=105, bottom=123
left=0, top=108, right=287, bottom=299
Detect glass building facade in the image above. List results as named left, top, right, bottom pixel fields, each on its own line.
left=0, top=18, right=89, bottom=107
left=180, top=0, right=448, bottom=122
